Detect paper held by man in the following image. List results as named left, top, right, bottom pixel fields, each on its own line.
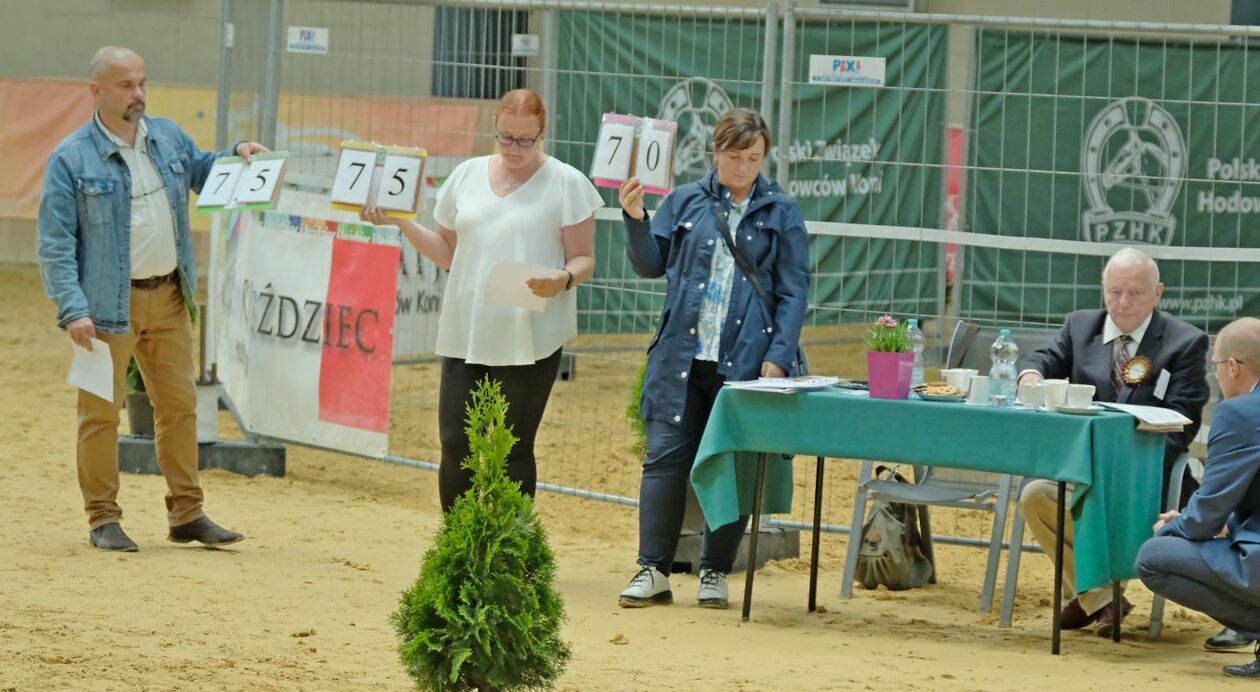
left=1097, top=401, right=1193, bottom=433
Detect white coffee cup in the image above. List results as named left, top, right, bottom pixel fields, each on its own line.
left=942, top=368, right=978, bottom=393
left=1018, top=381, right=1046, bottom=409
left=967, top=375, right=990, bottom=404
left=1043, top=379, right=1069, bottom=408
left=1067, top=383, right=1096, bottom=409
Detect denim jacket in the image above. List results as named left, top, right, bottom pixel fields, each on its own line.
left=38, top=116, right=231, bottom=333
left=625, top=172, right=810, bottom=424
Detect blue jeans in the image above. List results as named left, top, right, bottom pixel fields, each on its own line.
left=638, top=359, right=748, bottom=576
left=1138, top=535, right=1260, bottom=640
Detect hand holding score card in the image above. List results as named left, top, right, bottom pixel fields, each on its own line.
left=590, top=113, right=677, bottom=195
left=619, top=177, right=647, bottom=220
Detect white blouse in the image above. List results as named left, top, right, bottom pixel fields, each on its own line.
left=433, top=155, right=603, bottom=366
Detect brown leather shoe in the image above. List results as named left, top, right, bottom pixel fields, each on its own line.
left=168, top=516, right=244, bottom=546
left=1095, top=597, right=1133, bottom=638
left=1060, top=597, right=1101, bottom=630
left=90, top=522, right=138, bottom=552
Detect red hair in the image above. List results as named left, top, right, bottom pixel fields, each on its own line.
left=495, top=89, right=546, bottom=131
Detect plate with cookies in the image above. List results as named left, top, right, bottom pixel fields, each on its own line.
left=913, top=381, right=966, bottom=402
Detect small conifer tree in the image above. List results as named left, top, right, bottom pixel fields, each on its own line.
left=625, top=357, right=648, bottom=457
left=392, top=377, right=569, bottom=691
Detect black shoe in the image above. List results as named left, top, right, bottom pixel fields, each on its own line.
left=90, top=522, right=138, bottom=552
left=1224, top=643, right=1260, bottom=678
left=167, top=516, right=244, bottom=546
left=1207, top=627, right=1256, bottom=652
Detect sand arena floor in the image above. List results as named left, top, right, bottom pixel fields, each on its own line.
left=0, top=263, right=1245, bottom=691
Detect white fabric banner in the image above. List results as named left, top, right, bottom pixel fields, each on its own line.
left=216, top=204, right=400, bottom=457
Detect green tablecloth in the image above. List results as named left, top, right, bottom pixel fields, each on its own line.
left=691, top=388, right=1165, bottom=592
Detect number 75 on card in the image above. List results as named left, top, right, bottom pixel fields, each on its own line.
left=195, top=151, right=289, bottom=212
left=589, top=114, right=677, bottom=195
left=329, top=141, right=428, bottom=218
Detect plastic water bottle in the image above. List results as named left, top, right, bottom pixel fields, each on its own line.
left=907, top=318, right=926, bottom=388
left=989, top=329, right=1018, bottom=407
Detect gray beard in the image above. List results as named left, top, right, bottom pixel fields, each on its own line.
left=122, top=104, right=145, bottom=122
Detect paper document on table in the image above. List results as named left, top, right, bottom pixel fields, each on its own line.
left=67, top=338, right=113, bottom=402
left=725, top=376, right=841, bottom=394
left=484, top=261, right=552, bottom=312
left=1097, top=402, right=1191, bottom=432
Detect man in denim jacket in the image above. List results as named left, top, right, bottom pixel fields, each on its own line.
left=38, top=46, right=266, bottom=551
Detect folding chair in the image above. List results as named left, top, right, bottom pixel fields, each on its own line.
left=840, top=460, right=1018, bottom=615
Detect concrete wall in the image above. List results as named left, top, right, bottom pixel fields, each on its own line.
left=0, top=0, right=220, bottom=85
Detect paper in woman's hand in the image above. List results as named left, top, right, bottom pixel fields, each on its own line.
left=484, top=261, right=552, bottom=312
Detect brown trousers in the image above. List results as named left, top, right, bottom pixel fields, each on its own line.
left=77, top=282, right=203, bottom=529
left=1019, top=478, right=1124, bottom=615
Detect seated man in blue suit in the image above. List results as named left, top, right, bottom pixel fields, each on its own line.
left=1138, top=316, right=1260, bottom=679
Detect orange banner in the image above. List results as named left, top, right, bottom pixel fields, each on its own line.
left=0, top=78, right=485, bottom=222
left=0, top=79, right=93, bottom=219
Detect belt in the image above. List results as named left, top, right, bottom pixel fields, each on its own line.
left=131, top=270, right=177, bottom=290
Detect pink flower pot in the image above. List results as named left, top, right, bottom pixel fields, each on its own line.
left=867, top=350, right=915, bottom=399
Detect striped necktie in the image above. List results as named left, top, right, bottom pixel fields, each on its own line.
left=1112, top=334, right=1133, bottom=393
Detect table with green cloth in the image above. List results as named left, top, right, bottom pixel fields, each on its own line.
left=691, top=387, right=1165, bottom=653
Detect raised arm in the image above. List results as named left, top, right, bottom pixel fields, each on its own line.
left=619, top=177, right=670, bottom=278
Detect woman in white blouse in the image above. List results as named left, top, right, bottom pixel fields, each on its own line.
left=362, top=89, right=603, bottom=510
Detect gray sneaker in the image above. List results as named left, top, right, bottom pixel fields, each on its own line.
left=618, top=566, right=672, bottom=607
left=697, top=568, right=729, bottom=609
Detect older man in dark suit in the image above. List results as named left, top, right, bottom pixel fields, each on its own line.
left=1017, top=247, right=1210, bottom=637
left=1138, top=317, right=1260, bottom=678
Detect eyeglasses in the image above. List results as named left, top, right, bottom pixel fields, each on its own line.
left=494, top=132, right=540, bottom=148
left=1213, top=357, right=1246, bottom=368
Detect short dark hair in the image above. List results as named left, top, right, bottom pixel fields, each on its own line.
left=711, top=108, right=771, bottom=153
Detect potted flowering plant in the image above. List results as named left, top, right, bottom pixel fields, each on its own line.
left=864, top=314, right=914, bottom=399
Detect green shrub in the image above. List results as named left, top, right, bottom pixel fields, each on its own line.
left=392, top=377, right=569, bottom=691
left=125, top=357, right=145, bottom=394
left=625, top=356, right=647, bottom=458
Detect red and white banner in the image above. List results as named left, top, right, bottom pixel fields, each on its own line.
left=216, top=208, right=400, bottom=456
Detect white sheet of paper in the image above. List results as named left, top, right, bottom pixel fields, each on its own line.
left=233, top=157, right=286, bottom=205
left=1097, top=401, right=1192, bottom=426
left=67, top=338, right=113, bottom=402
left=590, top=119, right=636, bottom=182
left=329, top=148, right=377, bottom=206
left=1155, top=368, right=1171, bottom=400
left=196, top=160, right=244, bottom=208
left=635, top=122, right=675, bottom=190
left=484, top=261, right=552, bottom=312
left=374, top=154, right=423, bottom=212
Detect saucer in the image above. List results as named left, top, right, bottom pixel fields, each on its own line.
left=1056, top=403, right=1104, bottom=415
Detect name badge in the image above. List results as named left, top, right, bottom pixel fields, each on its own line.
left=1155, top=369, right=1171, bottom=400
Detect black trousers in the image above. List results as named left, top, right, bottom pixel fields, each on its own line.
left=637, top=359, right=749, bottom=575
left=437, top=348, right=562, bottom=511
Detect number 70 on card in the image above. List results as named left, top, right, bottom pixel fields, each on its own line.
left=590, top=114, right=677, bottom=195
